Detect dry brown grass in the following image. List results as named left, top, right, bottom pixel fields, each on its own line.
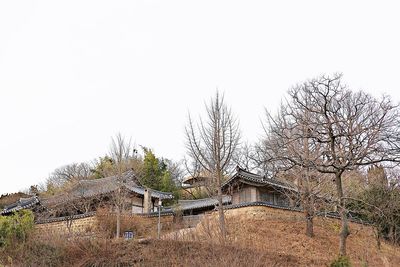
left=178, top=207, right=400, bottom=266
left=72, top=239, right=297, bottom=267
left=2, top=235, right=297, bottom=266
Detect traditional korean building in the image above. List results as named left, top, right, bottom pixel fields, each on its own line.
left=1, top=170, right=173, bottom=220
left=221, top=167, right=298, bottom=207
left=2, top=167, right=299, bottom=222
left=181, top=174, right=214, bottom=199
left=176, top=167, right=298, bottom=217
left=1, top=196, right=40, bottom=215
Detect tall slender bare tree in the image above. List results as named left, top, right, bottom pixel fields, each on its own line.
left=185, top=91, right=240, bottom=242
left=108, top=133, right=135, bottom=238
left=260, top=74, right=400, bottom=255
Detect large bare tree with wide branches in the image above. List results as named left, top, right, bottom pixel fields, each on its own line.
left=260, top=74, right=400, bottom=255
left=185, top=91, right=240, bottom=243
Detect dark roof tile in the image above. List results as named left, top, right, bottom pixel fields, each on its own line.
left=222, top=167, right=295, bottom=191
left=1, top=196, right=39, bottom=215
left=175, top=195, right=231, bottom=211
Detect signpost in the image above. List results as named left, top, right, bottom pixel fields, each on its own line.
left=157, top=199, right=162, bottom=239
left=124, top=231, right=134, bottom=240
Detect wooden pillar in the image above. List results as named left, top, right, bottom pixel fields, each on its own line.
left=250, top=187, right=258, bottom=202
left=143, top=189, right=152, bottom=213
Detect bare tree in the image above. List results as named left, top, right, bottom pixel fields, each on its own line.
left=233, top=142, right=258, bottom=172
left=163, top=158, right=185, bottom=186
left=46, top=162, right=93, bottom=189
left=280, top=167, right=332, bottom=237
left=108, top=133, right=136, bottom=238
left=260, top=74, right=400, bottom=255
left=257, top=93, right=331, bottom=237
left=258, top=114, right=330, bottom=237
left=185, top=91, right=240, bottom=242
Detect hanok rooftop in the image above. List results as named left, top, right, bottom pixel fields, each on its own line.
left=1, top=170, right=173, bottom=220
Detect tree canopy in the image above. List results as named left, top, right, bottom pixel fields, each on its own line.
left=259, top=74, right=400, bottom=255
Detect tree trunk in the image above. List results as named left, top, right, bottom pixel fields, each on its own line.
left=306, top=216, right=314, bottom=237
left=338, top=208, right=349, bottom=256
left=303, top=185, right=314, bottom=238
left=335, top=173, right=349, bottom=256
left=305, top=197, right=314, bottom=237
left=389, top=224, right=395, bottom=245
left=217, top=186, right=226, bottom=243
left=116, top=204, right=121, bottom=239
left=375, top=227, right=381, bottom=250
left=302, top=136, right=314, bottom=238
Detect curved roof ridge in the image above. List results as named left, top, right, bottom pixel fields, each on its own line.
left=147, top=187, right=173, bottom=195
left=175, top=195, right=232, bottom=211
left=1, top=196, right=39, bottom=215
left=222, top=166, right=295, bottom=190
left=178, top=197, right=217, bottom=203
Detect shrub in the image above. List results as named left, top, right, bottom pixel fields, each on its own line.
left=330, top=256, right=352, bottom=267
left=0, top=210, right=34, bottom=249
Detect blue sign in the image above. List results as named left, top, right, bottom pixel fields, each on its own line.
left=124, top=231, right=134, bottom=240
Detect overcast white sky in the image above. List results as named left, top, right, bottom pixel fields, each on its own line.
left=1, top=1, right=399, bottom=194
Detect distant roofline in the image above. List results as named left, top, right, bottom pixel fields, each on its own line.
left=221, top=166, right=295, bottom=191
left=5, top=170, right=173, bottom=210
left=175, top=195, right=231, bottom=211
left=182, top=175, right=211, bottom=183
left=1, top=196, right=39, bottom=215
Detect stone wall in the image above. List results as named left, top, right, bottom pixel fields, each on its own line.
left=34, top=205, right=367, bottom=238
left=35, top=215, right=97, bottom=236
left=223, top=205, right=303, bottom=222
left=35, top=213, right=175, bottom=237
left=222, top=205, right=367, bottom=229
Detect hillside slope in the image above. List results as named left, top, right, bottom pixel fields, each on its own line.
left=2, top=205, right=399, bottom=266
left=166, top=206, right=400, bottom=266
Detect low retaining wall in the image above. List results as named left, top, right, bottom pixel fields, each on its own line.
left=224, top=204, right=304, bottom=221
left=34, top=204, right=369, bottom=237
left=35, top=215, right=97, bottom=235
left=221, top=205, right=370, bottom=230
left=35, top=212, right=175, bottom=237
left=222, top=202, right=370, bottom=225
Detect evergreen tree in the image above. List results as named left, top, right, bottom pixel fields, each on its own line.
left=140, top=148, right=179, bottom=197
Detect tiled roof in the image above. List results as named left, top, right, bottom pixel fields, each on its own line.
left=41, top=170, right=173, bottom=206
left=124, top=183, right=173, bottom=200
left=175, top=195, right=231, bottom=211
left=1, top=196, right=39, bottom=215
left=222, top=167, right=295, bottom=191
left=36, top=211, right=96, bottom=224
left=182, top=175, right=210, bottom=184
left=2, top=171, right=173, bottom=215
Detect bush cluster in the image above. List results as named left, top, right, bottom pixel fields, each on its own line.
left=330, top=256, right=352, bottom=267
left=0, top=210, right=34, bottom=249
